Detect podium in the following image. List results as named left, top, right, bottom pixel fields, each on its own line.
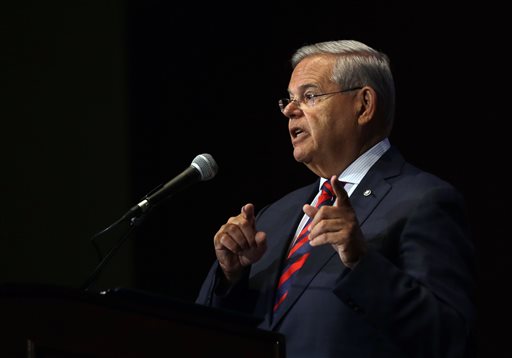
left=0, top=284, right=285, bottom=357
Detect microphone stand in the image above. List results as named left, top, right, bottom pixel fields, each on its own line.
left=79, top=153, right=218, bottom=292
left=80, top=213, right=146, bottom=292
left=80, top=182, right=166, bottom=291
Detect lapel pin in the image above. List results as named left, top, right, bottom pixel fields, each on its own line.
left=363, top=189, right=372, bottom=197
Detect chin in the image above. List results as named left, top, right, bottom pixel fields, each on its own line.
left=293, top=148, right=311, bottom=164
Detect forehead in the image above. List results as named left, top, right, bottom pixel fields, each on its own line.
left=289, top=55, right=337, bottom=91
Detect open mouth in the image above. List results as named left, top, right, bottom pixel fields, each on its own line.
left=290, top=126, right=305, bottom=139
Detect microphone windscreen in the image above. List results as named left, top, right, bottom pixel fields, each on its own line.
left=191, top=153, right=218, bottom=181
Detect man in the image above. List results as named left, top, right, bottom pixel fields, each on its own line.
left=196, top=40, right=475, bottom=357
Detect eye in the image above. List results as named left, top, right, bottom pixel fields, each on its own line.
left=303, top=92, right=316, bottom=105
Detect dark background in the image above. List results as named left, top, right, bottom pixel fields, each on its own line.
left=2, top=1, right=507, bottom=356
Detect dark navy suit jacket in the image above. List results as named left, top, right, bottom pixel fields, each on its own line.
left=196, top=147, right=475, bottom=358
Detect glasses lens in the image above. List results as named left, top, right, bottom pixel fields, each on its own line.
left=278, top=98, right=290, bottom=112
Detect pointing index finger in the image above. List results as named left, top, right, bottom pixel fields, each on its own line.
left=241, top=203, right=255, bottom=221
left=331, top=175, right=349, bottom=207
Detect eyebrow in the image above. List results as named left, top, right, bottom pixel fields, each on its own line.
left=288, top=83, right=321, bottom=96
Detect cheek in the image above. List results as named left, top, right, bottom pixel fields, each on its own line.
left=330, top=108, right=357, bottom=134
left=316, top=114, right=343, bottom=139
left=321, top=115, right=355, bottom=151
left=307, top=108, right=348, bottom=144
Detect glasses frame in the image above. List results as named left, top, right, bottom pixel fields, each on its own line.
left=278, top=86, right=363, bottom=113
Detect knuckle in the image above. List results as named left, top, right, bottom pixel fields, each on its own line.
left=227, top=213, right=244, bottom=224
left=316, top=220, right=327, bottom=231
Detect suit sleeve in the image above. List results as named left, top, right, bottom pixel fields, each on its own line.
left=195, top=204, right=273, bottom=314
left=195, top=262, right=256, bottom=313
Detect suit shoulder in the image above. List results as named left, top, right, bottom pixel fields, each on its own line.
left=400, top=162, right=459, bottom=192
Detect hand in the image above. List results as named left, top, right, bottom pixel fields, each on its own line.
left=214, top=203, right=267, bottom=284
left=304, top=175, right=367, bottom=268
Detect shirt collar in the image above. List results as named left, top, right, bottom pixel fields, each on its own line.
left=319, top=138, right=391, bottom=190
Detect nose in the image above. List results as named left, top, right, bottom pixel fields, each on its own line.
left=282, top=100, right=302, bottom=119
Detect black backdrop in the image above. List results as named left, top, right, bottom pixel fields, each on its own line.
left=2, top=1, right=508, bottom=356
left=126, top=1, right=508, bottom=356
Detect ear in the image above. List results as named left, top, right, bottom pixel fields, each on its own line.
left=357, top=87, right=377, bottom=126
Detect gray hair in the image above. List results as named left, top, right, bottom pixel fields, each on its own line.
left=291, top=40, right=395, bottom=131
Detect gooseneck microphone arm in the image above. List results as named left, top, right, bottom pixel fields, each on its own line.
left=80, top=224, right=137, bottom=291
left=80, top=153, right=218, bottom=291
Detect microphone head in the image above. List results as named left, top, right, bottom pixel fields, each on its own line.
left=191, top=153, right=218, bottom=181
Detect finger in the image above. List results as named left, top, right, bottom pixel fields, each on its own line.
left=240, top=203, right=258, bottom=247
left=303, top=204, right=318, bottom=220
left=307, top=203, right=340, bottom=229
left=255, top=231, right=267, bottom=249
left=331, top=175, right=350, bottom=207
left=216, top=223, right=251, bottom=251
left=241, top=203, right=255, bottom=222
left=308, top=210, right=339, bottom=240
left=309, top=230, right=338, bottom=247
left=225, top=204, right=257, bottom=248
left=215, top=231, right=243, bottom=253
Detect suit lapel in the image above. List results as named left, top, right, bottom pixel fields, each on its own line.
left=350, top=147, right=403, bottom=226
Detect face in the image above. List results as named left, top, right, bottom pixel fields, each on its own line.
left=283, top=55, right=362, bottom=178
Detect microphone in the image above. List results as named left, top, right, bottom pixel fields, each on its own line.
left=81, top=153, right=217, bottom=291
left=122, top=153, right=218, bottom=221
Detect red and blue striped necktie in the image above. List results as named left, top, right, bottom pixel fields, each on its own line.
left=273, top=181, right=336, bottom=313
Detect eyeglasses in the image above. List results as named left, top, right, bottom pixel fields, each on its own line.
left=278, top=87, right=363, bottom=113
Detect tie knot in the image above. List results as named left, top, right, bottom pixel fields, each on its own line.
left=317, top=181, right=335, bottom=207
left=321, top=181, right=334, bottom=197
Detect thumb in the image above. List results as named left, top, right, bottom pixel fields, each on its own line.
left=330, top=175, right=349, bottom=207
left=255, top=231, right=267, bottom=248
